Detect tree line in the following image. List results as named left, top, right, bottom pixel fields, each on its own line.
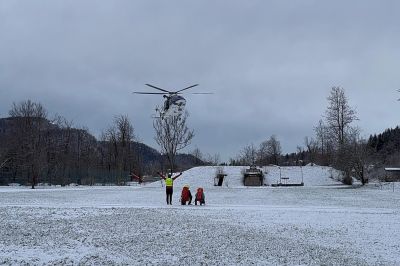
left=0, top=100, right=167, bottom=187
left=367, top=127, right=400, bottom=167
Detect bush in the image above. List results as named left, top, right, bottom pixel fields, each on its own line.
left=342, top=175, right=353, bottom=185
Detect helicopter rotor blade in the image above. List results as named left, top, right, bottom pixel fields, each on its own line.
left=190, top=92, right=214, bottom=94
left=132, top=92, right=166, bottom=95
left=175, top=84, right=199, bottom=93
left=145, top=84, right=171, bottom=93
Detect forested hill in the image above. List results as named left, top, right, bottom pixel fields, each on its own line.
left=367, top=126, right=400, bottom=164
left=0, top=117, right=201, bottom=185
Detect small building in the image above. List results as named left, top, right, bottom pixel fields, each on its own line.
left=384, top=168, right=400, bottom=181
left=243, top=165, right=264, bottom=186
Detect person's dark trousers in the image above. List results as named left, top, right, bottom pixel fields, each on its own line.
left=166, top=186, right=173, bottom=205
left=181, top=195, right=192, bottom=205
left=188, top=195, right=192, bottom=205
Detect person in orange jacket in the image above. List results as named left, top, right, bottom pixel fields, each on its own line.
left=157, top=172, right=182, bottom=205
left=180, top=185, right=192, bottom=205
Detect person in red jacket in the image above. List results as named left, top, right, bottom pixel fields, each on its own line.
left=195, top=187, right=205, bottom=206
left=157, top=172, right=182, bottom=205
left=180, top=185, right=192, bottom=205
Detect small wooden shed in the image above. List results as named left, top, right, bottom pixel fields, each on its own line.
left=384, top=168, right=400, bottom=181
left=243, top=165, right=264, bottom=186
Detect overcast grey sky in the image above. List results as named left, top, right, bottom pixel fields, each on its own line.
left=1, top=1, right=399, bottom=161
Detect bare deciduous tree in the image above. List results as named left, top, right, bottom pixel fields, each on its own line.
left=205, top=153, right=221, bottom=166
left=257, top=141, right=269, bottom=165
left=115, top=115, right=135, bottom=182
left=103, top=115, right=136, bottom=184
left=9, top=100, right=48, bottom=118
left=319, top=88, right=368, bottom=185
left=350, top=134, right=368, bottom=185
left=304, top=136, right=318, bottom=164
left=50, top=116, right=74, bottom=185
left=325, top=87, right=358, bottom=146
left=192, top=147, right=203, bottom=166
left=265, top=135, right=282, bottom=165
left=153, top=112, right=194, bottom=172
left=239, top=143, right=257, bottom=165
left=334, top=127, right=368, bottom=185
left=314, top=119, right=333, bottom=159
left=8, top=100, right=49, bottom=188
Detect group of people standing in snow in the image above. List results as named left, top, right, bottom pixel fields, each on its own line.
left=157, top=172, right=205, bottom=206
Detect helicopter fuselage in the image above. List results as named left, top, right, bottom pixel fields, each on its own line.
left=162, top=95, right=186, bottom=118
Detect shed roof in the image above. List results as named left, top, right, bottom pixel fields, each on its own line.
left=385, top=168, right=400, bottom=172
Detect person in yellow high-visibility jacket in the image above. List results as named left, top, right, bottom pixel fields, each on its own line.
left=157, top=172, right=182, bottom=205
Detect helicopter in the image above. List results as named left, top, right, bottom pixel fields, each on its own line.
left=133, top=84, right=212, bottom=119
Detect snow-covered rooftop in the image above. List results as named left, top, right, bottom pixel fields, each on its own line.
left=385, top=167, right=400, bottom=171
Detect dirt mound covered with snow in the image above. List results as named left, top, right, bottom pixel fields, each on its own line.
left=148, top=165, right=343, bottom=189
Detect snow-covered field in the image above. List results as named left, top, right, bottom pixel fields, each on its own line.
left=1, top=166, right=400, bottom=265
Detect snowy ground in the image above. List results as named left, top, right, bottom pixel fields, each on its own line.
left=1, top=166, right=400, bottom=265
